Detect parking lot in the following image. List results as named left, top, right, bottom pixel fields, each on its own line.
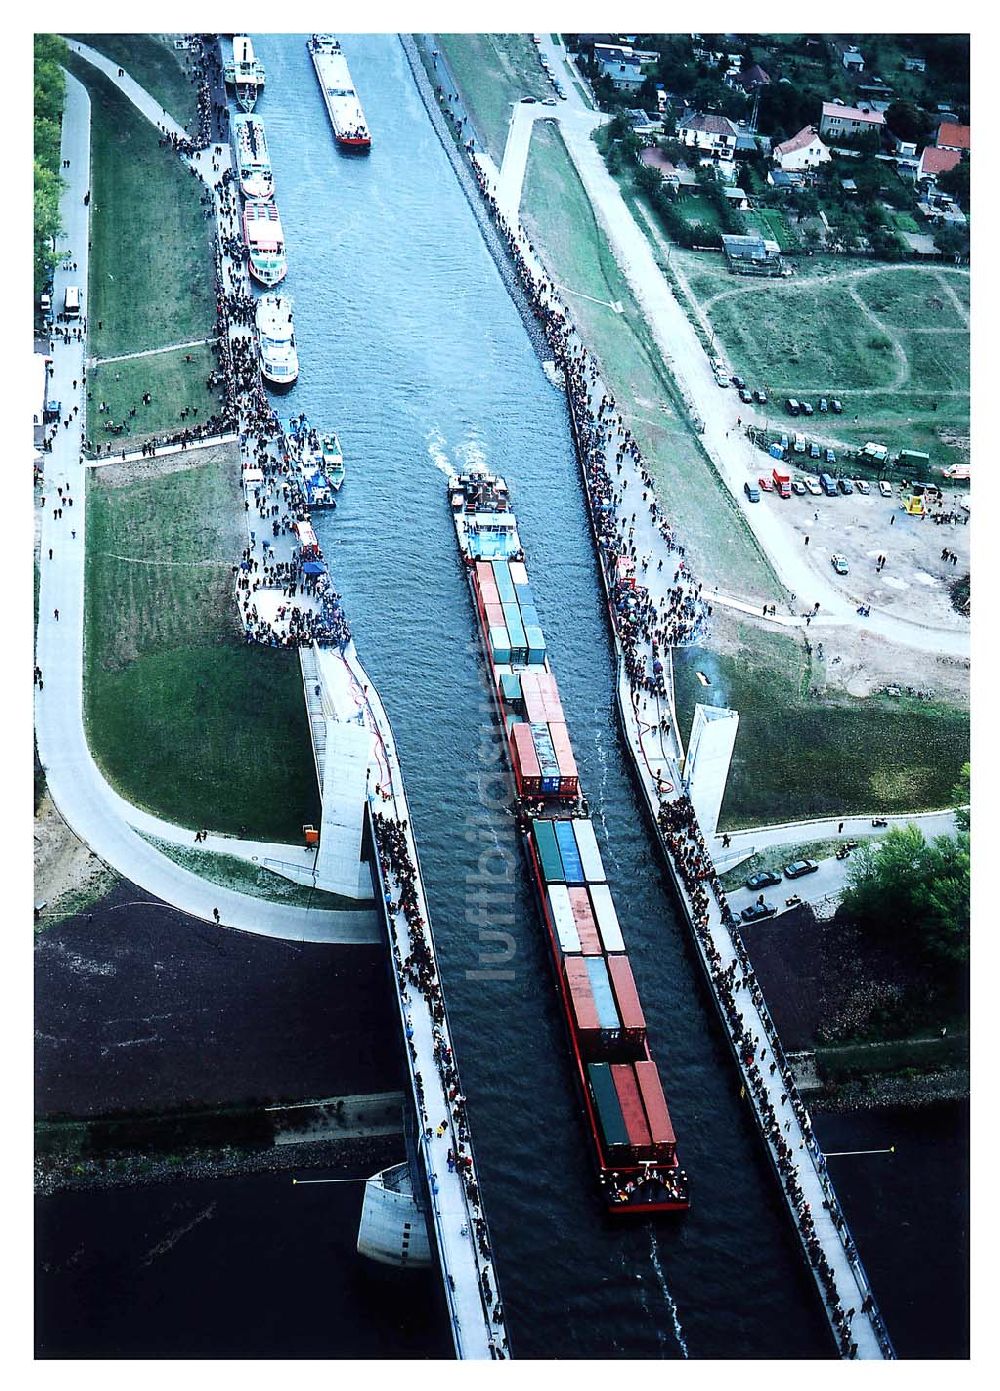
left=744, top=455, right=970, bottom=631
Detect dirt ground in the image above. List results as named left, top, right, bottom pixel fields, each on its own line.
left=34, top=792, right=119, bottom=926
left=744, top=464, right=970, bottom=631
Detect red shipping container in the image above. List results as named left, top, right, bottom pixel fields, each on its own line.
left=485, top=602, right=506, bottom=630
left=524, top=692, right=547, bottom=723
left=511, top=722, right=540, bottom=776
left=568, top=887, right=601, bottom=954
left=634, top=1060, right=677, bottom=1159
left=611, top=1064, right=652, bottom=1150
left=478, top=578, right=501, bottom=608
left=549, top=723, right=579, bottom=784
left=564, top=959, right=600, bottom=1032
left=607, top=955, right=647, bottom=1033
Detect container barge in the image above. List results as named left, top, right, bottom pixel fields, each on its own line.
left=307, top=35, right=372, bottom=150
left=225, top=35, right=266, bottom=112
left=449, top=465, right=688, bottom=1216
left=232, top=112, right=274, bottom=201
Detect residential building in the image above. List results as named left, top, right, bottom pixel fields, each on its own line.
left=676, top=111, right=739, bottom=162
left=819, top=100, right=886, bottom=138
left=903, top=55, right=926, bottom=73
left=627, top=109, right=661, bottom=135
left=599, top=57, right=646, bottom=91
left=841, top=45, right=865, bottom=72
left=721, top=232, right=784, bottom=276
left=936, top=121, right=970, bottom=152
left=637, top=146, right=698, bottom=191
left=723, top=186, right=749, bottom=209
left=918, top=145, right=963, bottom=182
left=728, top=62, right=771, bottom=92
left=772, top=125, right=832, bottom=172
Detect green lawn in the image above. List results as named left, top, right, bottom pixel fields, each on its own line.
left=674, top=193, right=724, bottom=239
left=85, top=452, right=321, bottom=841
left=141, top=836, right=374, bottom=909
left=673, top=624, right=969, bottom=829
left=520, top=120, right=781, bottom=601
left=88, top=343, right=223, bottom=444
left=670, top=252, right=971, bottom=468
left=64, top=51, right=216, bottom=360
left=65, top=33, right=199, bottom=129
left=438, top=33, right=551, bottom=162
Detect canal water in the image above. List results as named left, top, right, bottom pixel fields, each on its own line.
left=36, top=34, right=834, bottom=1359
left=245, top=33, right=830, bottom=1359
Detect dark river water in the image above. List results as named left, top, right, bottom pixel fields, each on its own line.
left=38, top=33, right=847, bottom=1359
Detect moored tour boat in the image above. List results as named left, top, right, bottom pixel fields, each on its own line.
left=285, top=415, right=339, bottom=508
left=225, top=34, right=266, bottom=112
left=255, top=294, right=298, bottom=387
left=307, top=34, right=371, bottom=150
left=232, top=113, right=274, bottom=201
left=320, top=432, right=346, bottom=491
left=242, top=200, right=287, bottom=286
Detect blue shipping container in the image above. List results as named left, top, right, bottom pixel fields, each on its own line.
left=491, top=560, right=517, bottom=604
left=488, top=625, right=511, bottom=665
left=524, top=625, right=546, bottom=665
left=585, top=957, right=621, bottom=1031
left=518, top=603, right=540, bottom=629
left=554, top=820, right=585, bottom=883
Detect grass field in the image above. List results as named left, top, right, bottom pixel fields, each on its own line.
left=674, top=194, right=724, bottom=238
left=673, top=624, right=969, bottom=829
left=140, top=836, right=374, bottom=909
left=88, top=343, right=223, bottom=443
left=66, top=33, right=199, bottom=129
left=64, top=52, right=216, bottom=361
left=438, top=33, right=551, bottom=162
left=84, top=451, right=321, bottom=842
left=671, top=252, right=971, bottom=468
left=520, top=120, right=781, bottom=601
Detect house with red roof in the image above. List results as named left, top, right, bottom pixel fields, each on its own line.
left=918, top=145, right=963, bottom=183
left=936, top=122, right=970, bottom=152
left=772, top=125, right=831, bottom=172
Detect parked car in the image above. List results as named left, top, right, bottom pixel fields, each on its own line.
left=758, top=475, right=774, bottom=492
left=804, top=476, right=822, bottom=496
left=785, top=398, right=800, bottom=416
left=825, top=448, right=836, bottom=465
left=739, top=387, right=753, bottom=404
left=810, top=442, right=821, bottom=459
left=819, top=397, right=828, bottom=412
left=878, top=479, right=893, bottom=497
left=715, top=372, right=730, bottom=387
left=557, top=89, right=568, bottom=99
left=831, top=398, right=843, bottom=413
left=855, top=479, right=871, bottom=495
left=791, top=479, right=806, bottom=495
left=754, top=388, right=768, bottom=405
left=741, top=902, right=777, bottom=922
left=745, top=869, right=782, bottom=890
left=801, top=401, right=815, bottom=417
left=43, top=399, right=61, bottom=423
left=793, top=433, right=806, bottom=453
left=711, top=357, right=727, bottom=375
left=731, top=374, right=746, bottom=389
left=520, top=95, right=538, bottom=103
left=784, top=859, right=819, bottom=879
left=779, top=434, right=789, bottom=452
left=838, top=477, right=855, bottom=495
left=543, top=96, right=557, bottom=105
left=744, top=481, right=760, bottom=502
left=831, top=553, right=849, bottom=575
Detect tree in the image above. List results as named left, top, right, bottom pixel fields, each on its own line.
left=842, top=824, right=970, bottom=968
left=33, top=34, right=68, bottom=295
left=952, top=763, right=970, bottom=833
left=934, top=223, right=970, bottom=263
left=885, top=99, right=931, bottom=146
left=937, top=155, right=970, bottom=210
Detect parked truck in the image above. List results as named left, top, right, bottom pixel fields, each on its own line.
left=771, top=465, right=791, bottom=498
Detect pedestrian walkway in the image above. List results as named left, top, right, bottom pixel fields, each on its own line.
left=712, top=807, right=960, bottom=869
left=95, top=336, right=218, bottom=366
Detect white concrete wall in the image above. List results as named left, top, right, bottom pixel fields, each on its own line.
left=684, top=703, right=739, bottom=838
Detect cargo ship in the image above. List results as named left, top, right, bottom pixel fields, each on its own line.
left=285, top=414, right=340, bottom=508
left=255, top=294, right=298, bottom=387
left=225, top=35, right=266, bottom=112
left=307, top=35, right=372, bottom=150
left=242, top=199, right=287, bottom=286
left=232, top=113, right=274, bottom=201
left=449, top=465, right=689, bottom=1215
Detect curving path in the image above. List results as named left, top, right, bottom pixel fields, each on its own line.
left=35, top=60, right=378, bottom=945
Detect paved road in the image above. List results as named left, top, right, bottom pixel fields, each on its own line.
left=34, top=62, right=379, bottom=945
left=727, top=856, right=855, bottom=921
left=527, top=38, right=969, bottom=660
left=712, top=808, right=960, bottom=869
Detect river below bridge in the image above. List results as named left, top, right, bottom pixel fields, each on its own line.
left=38, top=32, right=839, bottom=1359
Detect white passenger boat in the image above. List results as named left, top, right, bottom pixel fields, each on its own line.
left=225, top=35, right=266, bottom=112
left=242, top=200, right=287, bottom=286
left=255, top=294, right=298, bottom=387
left=232, top=113, right=274, bottom=201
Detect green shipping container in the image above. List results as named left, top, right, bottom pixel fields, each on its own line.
left=587, top=1063, right=629, bottom=1148
left=532, top=819, right=565, bottom=884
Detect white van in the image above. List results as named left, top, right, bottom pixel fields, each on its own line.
left=64, top=286, right=81, bottom=317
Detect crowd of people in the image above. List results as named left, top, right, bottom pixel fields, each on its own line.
left=372, top=812, right=508, bottom=1356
